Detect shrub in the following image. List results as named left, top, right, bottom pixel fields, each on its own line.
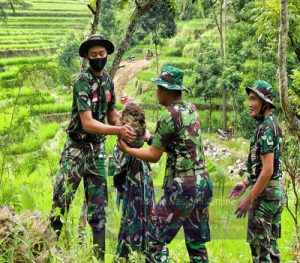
left=182, top=43, right=200, bottom=57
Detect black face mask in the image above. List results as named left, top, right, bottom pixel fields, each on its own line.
left=89, top=57, right=107, bottom=72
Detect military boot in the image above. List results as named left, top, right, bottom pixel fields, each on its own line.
left=93, top=228, right=105, bottom=261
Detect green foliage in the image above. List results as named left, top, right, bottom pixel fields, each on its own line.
left=137, top=0, right=177, bottom=48
left=21, top=186, right=36, bottom=211
left=194, top=39, right=222, bottom=99
left=18, top=63, right=60, bottom=90
left=57, top=31, right=81, bottom=68
left=237, top=107, right=257, bottom=139
left=252, top=0, right=300, bottom=60
left=8, top=122, right=60, bottom=154
left=177, top=0, right=204, bottom=20
left=99, top=0, right=119, bottom=40
left=182, top=42, right=200, bottom=57
left=290, top=68, right=300, bottom=116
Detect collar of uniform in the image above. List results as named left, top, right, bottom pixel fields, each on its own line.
left=257, top=112, right=273, bottom=124
left=87, top=67, right=103, bottom=80
left=86, top=68, right=105, bottom=93
left=170, top=99, right=183, bottom=106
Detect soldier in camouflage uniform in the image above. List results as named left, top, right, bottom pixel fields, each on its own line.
left=118, top=66, right=213, bottom=263
left=111, top=103, right=156, bottom=259
left=113, top=145, right=155, bottom=259
left=49, top=35, right=135, bottom=260
left=229, top=80, right=285, bottom=263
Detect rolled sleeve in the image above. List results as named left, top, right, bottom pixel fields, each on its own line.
left=258, top=127, right=275, bottom=154
left=152, top=110, right=173, bottom=148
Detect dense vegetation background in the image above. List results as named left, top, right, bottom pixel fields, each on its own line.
left=0, top=0, right=299, bottom=262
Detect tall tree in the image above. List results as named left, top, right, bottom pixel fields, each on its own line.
left=209, top=0, right=228, bottom=131
left=278, top=0, right=300, bottom=253
left=110, top=0, right=157, bottom=78
left=138, top=0, right=177, bottom=74
left=194, top=40, right=223, bottom=131
left=110, top=0, right=176, bottom=78
left=278, top=0, right=300, bottom=141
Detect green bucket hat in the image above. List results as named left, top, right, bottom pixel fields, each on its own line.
left=79, top=34, right=114, bottom=57
left=151, top=65, right=191, bottom=93
left=245, top=80, right=275, bottom=108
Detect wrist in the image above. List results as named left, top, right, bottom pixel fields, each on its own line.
left=116, top=126, right=122, bottom=137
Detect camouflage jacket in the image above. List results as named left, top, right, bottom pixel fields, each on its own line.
left=247, top=114, right=282, bottom=184
left=152, top=100, right=206, bottom=185
left=112, top=146, right=152, bottom=206
left=66, top=68, right=116, bottom=143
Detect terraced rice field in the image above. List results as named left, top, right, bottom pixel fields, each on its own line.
left=0, top=0, right=91, bottom=152
left=0, top=0, right=90, bottom=79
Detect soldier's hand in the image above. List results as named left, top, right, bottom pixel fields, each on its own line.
left=229, top=182, right=247, bottom=200
left=235, top=197, right=252, bottom=219
left=117, top=139, right=130, bottom=153
left=119, top=124, right=136, bottom=143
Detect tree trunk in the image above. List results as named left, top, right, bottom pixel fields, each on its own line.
left=222, top=88, right=227, bottom=131
left=209, top=97, right=212, bottom=132
left=278, top=0, right=300, bottom=141
left=81, top=0, right=102, bottom=71
left=232, top=93, right=237, bottom=134
left=210, top=0, right=227, bottom=131
left=110, top=0, right=157, bottom=78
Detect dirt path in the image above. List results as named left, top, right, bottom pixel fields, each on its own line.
left=113, top=59, right=151, bottom=101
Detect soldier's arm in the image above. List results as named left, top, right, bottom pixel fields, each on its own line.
left=79, top=110, right=135, bottom=142
left=107, top=109, right=121, bottom=125
left=117, top=139, right=164, bottom=163
left=247, top=153, right=274, bottom=203
left=235, top=153, right=274, bottom=217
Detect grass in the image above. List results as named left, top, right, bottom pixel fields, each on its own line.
left=0, top=56, right=56, bottom=67
left=0, top=42, right=56, bottom=50
left=0, top=67, right=19, bottom=80
left=8, top=122, right=60, bottom=155
left=0, top=29, right=70, bottom=35
left=0, top=133, right=296, bottom=262
left=30, top=103, right=72, bottom=115
left=6, top=17, right=89, bottom=22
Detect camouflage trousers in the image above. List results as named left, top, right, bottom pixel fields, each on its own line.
left=247, top=184, right=285, bottom=263
left=116, top=166, right=155, bottom=258
left=50, top=137, right=108, bottom=232
left=147, top=172, right=213, bottom=263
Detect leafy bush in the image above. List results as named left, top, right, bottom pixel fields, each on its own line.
left=237, top=108, right=257, bottom=139
left=182, top=42, right=200, bottom=57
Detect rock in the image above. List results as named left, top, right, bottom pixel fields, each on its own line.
left=227, top=166, right=234, bottom=174
left=0, top=206, right=56, bottom=263
left=121, top=103, right=146, bottom=148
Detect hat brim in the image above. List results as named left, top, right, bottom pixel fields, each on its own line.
left=246, top=87, right=275, bottom=108
left=152, top=78, right=191, bottom=94
left=79, top=39, right=114, bottom=57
